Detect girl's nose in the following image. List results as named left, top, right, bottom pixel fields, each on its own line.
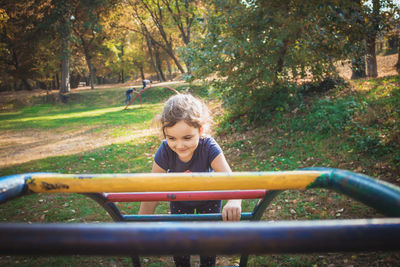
left=176, top=140, right=184, bottom=148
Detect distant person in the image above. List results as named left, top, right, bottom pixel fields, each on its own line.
left=125, top=88, right=136, bottom=105
left=141, top=79, right=152, bottom=91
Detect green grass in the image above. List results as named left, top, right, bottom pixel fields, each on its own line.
left=0, top=86, right=173, bottom=131
left=0, top=77, right=399, bottom=266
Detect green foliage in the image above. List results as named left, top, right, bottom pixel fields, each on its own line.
left=301, top=77, right=348, bottom=95
left=216, top=81, right=304, bottom=133
left=175, top=83, right=210, bottom=98
left=217, top=114, right=248, bottom=134
left=292, top=97, right=362, bottom=134
left=346, top=76, right=400, bottom=161
left=349, top=128, right=391, bottom=157
left=0, top=1, right=56, bottom=91
left=183, top=0, right=356, bottom=124
left=284, top=75, right=400, bottom=165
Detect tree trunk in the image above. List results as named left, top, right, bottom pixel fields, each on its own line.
left=78, top=36, right=96, bottom=90
left=55, top=73, right=60, bottom=89
left=396, top=43, right=400, bottom=74
left=83, top=44, right=95, bottom=90
left=120, top=44, right=125, bottom=83
left=21, top=77, right=32, bottom=91
left=121, top=70, right=125, bottom=83
left=351, top=41, right=366, bottom=79
left=88, top=59, right=95, bottom=89
left=166, top=58, right=172, bottom=80
left=348, top=0, right=366, bottom=80
left=70, top=71, right=81, bottom=89
left=154, top=46, right=166, bottom=81
left=144, top=31, right=162, bottom=81
left=139, top=65, right=145, bottom=80
left=165, top=46, right=186, bottom=74
left=366, top=37, right=378, bottom=78
left=9, top=48, right=33, bottom=91
left=365, top=0, right=380, bottom=78
left=60, top=35, right=70, bottom=93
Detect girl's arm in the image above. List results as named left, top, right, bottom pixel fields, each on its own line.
left=138, top=161, right=166, bottom=214
left=211, top=153, right=242, bottom=221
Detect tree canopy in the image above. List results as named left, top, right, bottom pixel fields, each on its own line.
left=0, top=0, right=398, bottom=117
left=182, top=0, right=399, bottom=122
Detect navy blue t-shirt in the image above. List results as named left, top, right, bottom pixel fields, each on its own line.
left=154, top=136, right=222, bottom=173
left=154, top=136, right=223, bottom=208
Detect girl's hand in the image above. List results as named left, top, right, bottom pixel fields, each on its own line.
left=222, top=200, right=242, bottom=221
left=211, top=153, right=241, bottom=221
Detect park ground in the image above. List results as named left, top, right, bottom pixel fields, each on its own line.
left=0, top=54, right=399, bottom=266
left=0, top=55, right=398, bottom=167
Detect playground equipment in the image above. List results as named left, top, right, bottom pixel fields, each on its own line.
left=123, top=85, right=179, bottom=110
left=0, top=168, right=400, bottom=267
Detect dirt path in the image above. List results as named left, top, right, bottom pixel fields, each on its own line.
left=0, top=127, right=151, bottom=168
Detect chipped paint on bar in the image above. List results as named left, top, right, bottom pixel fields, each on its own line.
left=26, top=171, right=326, bottom=193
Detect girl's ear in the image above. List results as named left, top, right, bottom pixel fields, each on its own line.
left=199, top=126, right=204, bottom=135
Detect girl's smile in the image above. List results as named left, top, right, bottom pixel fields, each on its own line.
left=164, top=120, right=203, bottom=162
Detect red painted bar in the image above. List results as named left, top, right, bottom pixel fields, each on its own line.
left=105, top=190, right=267, bottom=202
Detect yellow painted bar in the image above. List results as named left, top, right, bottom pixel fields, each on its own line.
left=26, top=171, right=327, bottom=193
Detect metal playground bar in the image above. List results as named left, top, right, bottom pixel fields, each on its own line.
left=0, top=168, right=399, bottom=267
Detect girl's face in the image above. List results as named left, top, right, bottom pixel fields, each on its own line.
left=164, top=120, right=203, bottom=163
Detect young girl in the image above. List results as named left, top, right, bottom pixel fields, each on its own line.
left=139, top=93, right=242, bottom=267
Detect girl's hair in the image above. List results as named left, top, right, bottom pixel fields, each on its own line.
left=160, top=94, right=211, bottom=136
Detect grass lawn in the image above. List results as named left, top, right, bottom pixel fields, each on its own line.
left=0, top=77, right=399, bottom=266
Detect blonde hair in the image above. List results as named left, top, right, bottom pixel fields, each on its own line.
left=160, top=94, right=211, bottom=136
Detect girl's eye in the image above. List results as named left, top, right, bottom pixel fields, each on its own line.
left=168, top=137, right=176, bottom=141
left=184, top=136, right=192, bottom=140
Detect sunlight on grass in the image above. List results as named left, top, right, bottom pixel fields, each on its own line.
left=0, top=111, right=22, bottom=117
left=4, top=105, right=139, bottom=123
left=0, top=103, right=164, bottom=130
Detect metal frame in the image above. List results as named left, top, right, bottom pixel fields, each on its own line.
left=84, top=190, right=276, bottom=266
left=1, top=168, right=400, bottom=267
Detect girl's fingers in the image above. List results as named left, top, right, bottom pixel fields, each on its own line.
left=222, top=209, right=228, bottom=221
left=233, top=208, right=240, bottom=221
left=229, top=209, right=235, bottom=221
left=232, top=207, right=241, bottom=221
left=223, top=207, right=240, bottom=221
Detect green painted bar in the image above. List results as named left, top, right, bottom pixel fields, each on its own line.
left=307, top=168, right=400, bottom=217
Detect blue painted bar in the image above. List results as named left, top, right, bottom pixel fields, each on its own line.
left=0, top=219, right=399, bottom=255
left=122, top=212, right=254, bottom=222
left=83, top=193, right=124, bottom=222
left=0, top=174, right=28, bottom=203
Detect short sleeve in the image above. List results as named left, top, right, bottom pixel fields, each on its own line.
left=154, top=140, right=170, bottom=171
left=207, top=137, right=223, bottom=164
